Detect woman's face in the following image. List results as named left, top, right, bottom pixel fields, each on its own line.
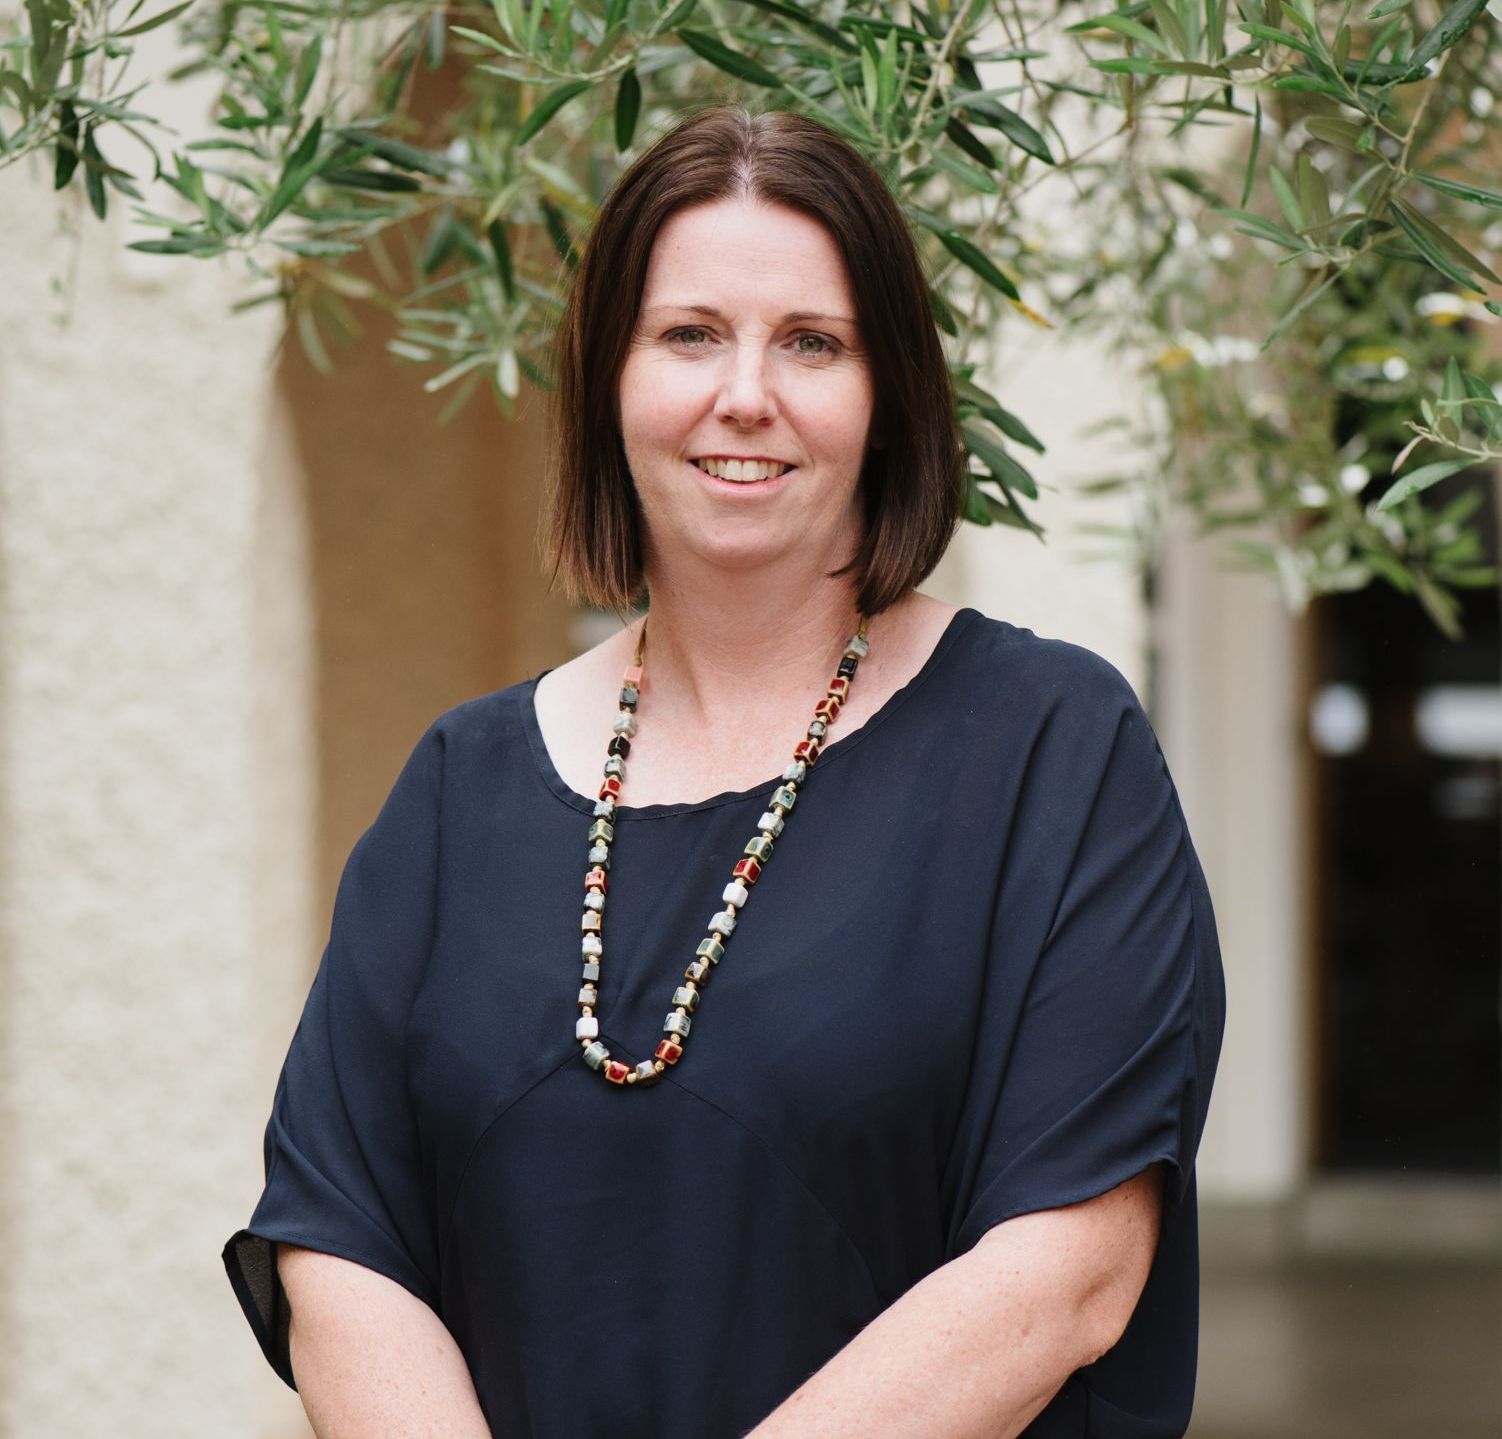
left=617, top=197, right=876, bottom=579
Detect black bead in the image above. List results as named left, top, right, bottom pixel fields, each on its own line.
left=609, top=736, right=631, bottom=757
left=837, top=656, right=858, bottom=677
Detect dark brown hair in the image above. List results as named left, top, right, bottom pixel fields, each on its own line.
left=539, top=102, right=965, bottom=620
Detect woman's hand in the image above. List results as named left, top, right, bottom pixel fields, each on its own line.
left=277, top=1243, right=494, bottom=1439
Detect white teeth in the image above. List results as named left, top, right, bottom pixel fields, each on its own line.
left=693, top=458, right=792, bottom=482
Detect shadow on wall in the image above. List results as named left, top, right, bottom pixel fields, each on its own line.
left=273, top=265, right=577, bottom=938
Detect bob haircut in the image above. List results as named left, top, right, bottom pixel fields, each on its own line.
left=540, top=102, right=966, bottom=620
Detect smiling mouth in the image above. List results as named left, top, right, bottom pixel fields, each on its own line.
left=687, top=462, right=799, bottom=483
left=690, top=459, right=798, bottom=484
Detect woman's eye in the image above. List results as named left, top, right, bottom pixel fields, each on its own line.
left=664, top=328, right=839, bottom=358
left=794, top=333, right=837, bottom=357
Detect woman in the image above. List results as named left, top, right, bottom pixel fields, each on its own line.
left=224, top=103, right=1226, bottom=1438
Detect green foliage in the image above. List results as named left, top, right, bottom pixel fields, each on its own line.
left=1, top=0, right=1499, bottom=631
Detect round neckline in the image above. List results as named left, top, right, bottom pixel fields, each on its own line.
left=523, top=605, right=982, bottom=821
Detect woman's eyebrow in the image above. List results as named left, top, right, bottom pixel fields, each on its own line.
left=641, top=303, right=858, bottom=325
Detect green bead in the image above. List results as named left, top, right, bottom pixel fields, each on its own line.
left=744, top=835, right=773, bottom=861
left=696, top=937, right=725, bottom=965
left=588, top=818, right=614, bottom=844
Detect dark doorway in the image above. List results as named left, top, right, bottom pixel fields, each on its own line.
left=1306, top=471, right=1501, bottom=1175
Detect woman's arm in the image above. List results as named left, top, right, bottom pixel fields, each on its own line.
left=277, top=1243, right=494, bottom=1439
left=744, top=1164, right=1164, bottom=1439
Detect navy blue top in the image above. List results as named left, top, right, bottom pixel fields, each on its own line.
left=223, top=606, right=1226, bottom=1437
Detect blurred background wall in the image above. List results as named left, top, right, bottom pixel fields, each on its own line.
left=0, top=33, right=1497, bottom=1439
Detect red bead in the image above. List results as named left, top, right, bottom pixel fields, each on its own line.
left=828, top=676, right=850, bottom=700
left=585, top=868, right=607, bottom=892
left=793, top=739, right=821, bottom=766
left=599, top=775, right=622, bottom=800
left=655, top=1039, right=683, bottom=1065
left=733, top=857, right=762, bottom=884
left=604, top=1060, right=630, bottom=1084
left=815, top=697, right=841, bottom=721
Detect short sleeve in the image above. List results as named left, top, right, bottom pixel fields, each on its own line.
left=222, top=720, right=446, bottom=1390
left=945, top=648, right=1226, bottom=1260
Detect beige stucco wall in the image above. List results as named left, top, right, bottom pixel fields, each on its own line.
left=0, top=164, right=313, bottom=1439
left=932, top=334, right=1151, bottom=685
left=1155, top=501, right=1308, bottom=1201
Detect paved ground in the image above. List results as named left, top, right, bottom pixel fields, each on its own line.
left=1193, top=1254, right=1502, bottom=1437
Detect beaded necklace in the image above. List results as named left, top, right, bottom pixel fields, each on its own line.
left=574, top=612, right=872, bottom=1087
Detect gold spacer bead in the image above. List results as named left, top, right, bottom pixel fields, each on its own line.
left=581, top=1005, right=593, bottom=1016
left=654, top=1060, right=666, bottom=1072
left=626, top=1070, right=638, bottom=1084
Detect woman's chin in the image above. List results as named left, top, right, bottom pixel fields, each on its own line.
left=672, top=526, right=811, bottom=573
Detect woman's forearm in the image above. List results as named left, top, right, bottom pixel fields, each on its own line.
left=277, top=1243, right=493, bottom=1439
left=741, top=1245, right=1094, bottom=1439
left=743, top=1168, right=1162, bottom=1439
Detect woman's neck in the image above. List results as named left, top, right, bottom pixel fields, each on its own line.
left=632, top=568, right=867, bottom=736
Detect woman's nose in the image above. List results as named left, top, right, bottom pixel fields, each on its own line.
left=713, top=345, right=777, bottom=424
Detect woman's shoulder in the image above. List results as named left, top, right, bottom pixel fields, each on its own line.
left=946, top=617, right=1177, bottom=824
left=402, top=636, right=634, bottom=795
left=951, top=609, right=1147, bottom=717
left=402, top=670, right=542, bottom=770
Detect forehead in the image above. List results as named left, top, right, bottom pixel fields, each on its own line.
left=638, top=199, right=858, bottom=316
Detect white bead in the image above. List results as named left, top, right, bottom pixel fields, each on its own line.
left=584, top=890, right=604, bottom=912
left=576, top=1016, right=599, bottom=1040
left=708, top=909, right=737, bottom=936
left=613, top=711, right=638, bottom=737
left=757, top=810, right=784, bottom=837
left=593, top=798, right=615, bottom=817
left=582, top=934, right=602, bottom=956
left=722, top=879, right=748, bottom=908
left=847, top=633, right=869, bottom=658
